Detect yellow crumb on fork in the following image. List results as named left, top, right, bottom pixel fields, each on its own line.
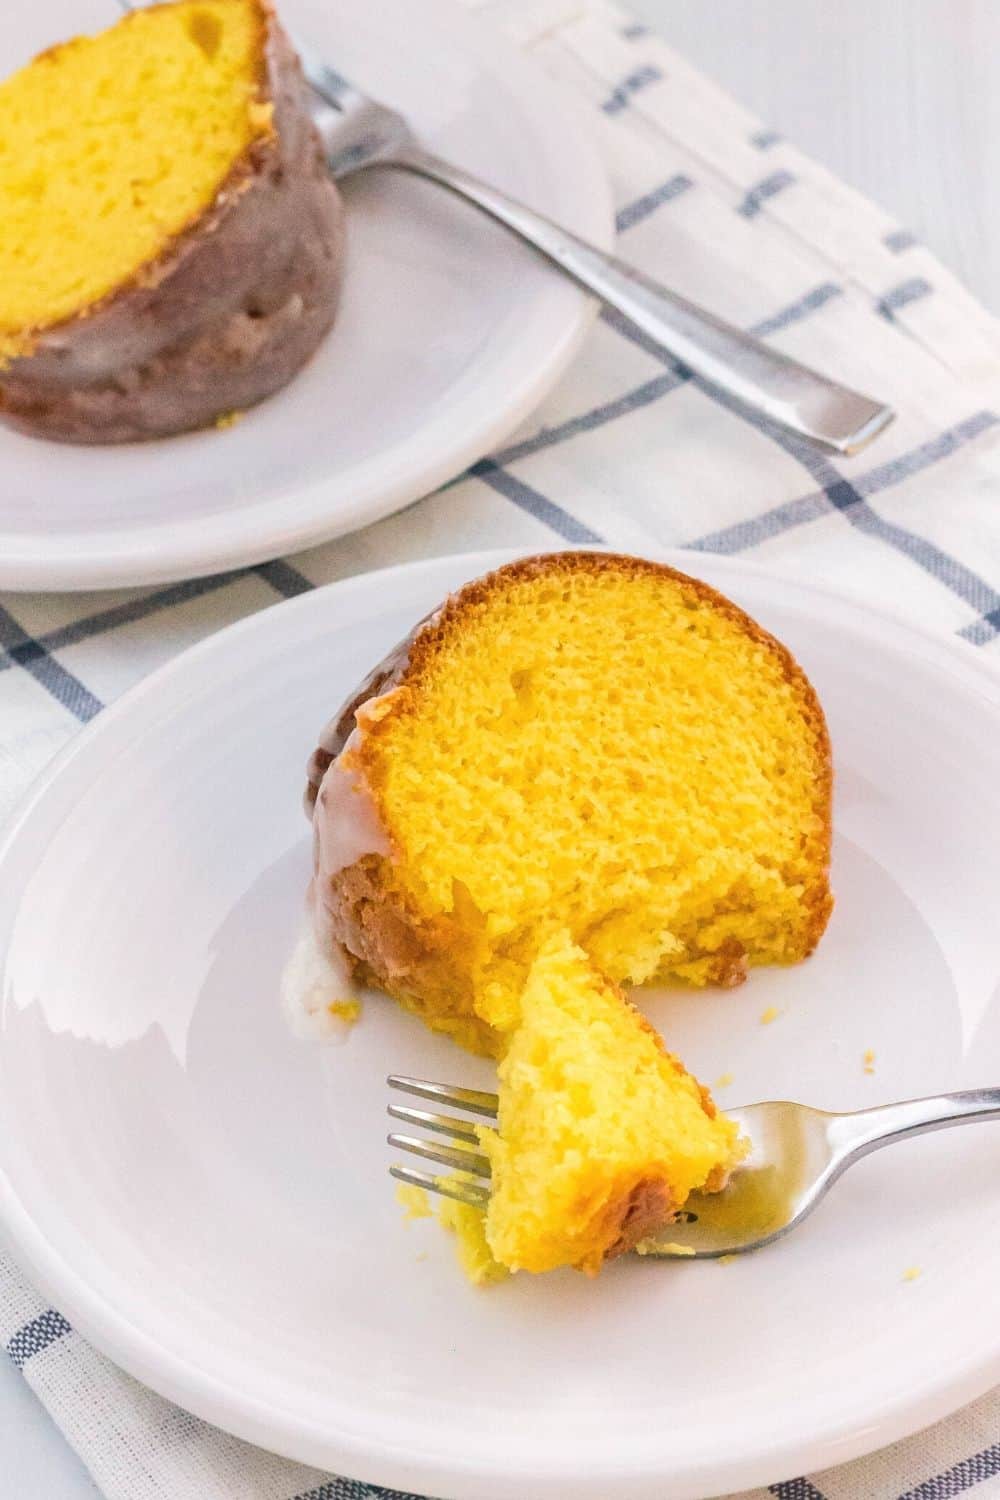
left=635, top=1240, right=696, bottom=1257
left=902, top=1265, right=922, bottom=1283
left=863, top=1048, right=876, bottom=1075
left=760, top=1006, right=781, bottom=1025
left=715, top=1072, right=734, bottom=1089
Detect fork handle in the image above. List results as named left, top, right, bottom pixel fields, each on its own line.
left=389, top=145, right=893, bottom=456
left=829, top=1088, right=1000, bottom=1163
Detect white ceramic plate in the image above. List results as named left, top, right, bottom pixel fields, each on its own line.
left=0, top=2, right=612, bottom=593
left=2, top=549, right=1000, bottom=1500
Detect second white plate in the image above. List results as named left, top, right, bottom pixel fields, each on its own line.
left=0, top=0, right=612, bottom=591
left=2, top=549, right=1000, bottom=1499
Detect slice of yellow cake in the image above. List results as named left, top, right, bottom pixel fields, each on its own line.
left=306, top=551, right=833, bottom=1056
left=0, top=0, right=344, bottom=442
left=296, top=551, right=832, bottom=1280
left=478, top=938, right=745, bottom=1275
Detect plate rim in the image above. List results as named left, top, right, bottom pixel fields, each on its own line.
left=0, top=0, right=613, bottom=593
left=2, top=546, right=1000, bottom=1499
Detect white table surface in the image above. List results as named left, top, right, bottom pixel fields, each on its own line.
left=631, top=0, right=1000, bottom=313
left=3, top=3, right=994, bottom=1497
left=0, top=1354, right=99, bottom=1498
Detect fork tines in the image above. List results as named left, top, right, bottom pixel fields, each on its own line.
left=387, top=1075, right=498, bottom=1209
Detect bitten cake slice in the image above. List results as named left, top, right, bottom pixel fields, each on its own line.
left=306, top=551, right=833, bottom=1058
left=0, top=0, right=344, bottom=442
left=477, top=939, right=744, bottom=1276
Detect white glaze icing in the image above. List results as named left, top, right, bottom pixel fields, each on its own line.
left=292, top=605, right=453, bottom=1042
left=290, top=729, right=393, bottom=1041
left=280, top=915, right=358, bottom=1043
left=313, top=729, right=391, bottom=879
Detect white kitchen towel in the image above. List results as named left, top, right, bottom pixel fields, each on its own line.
left=1, top=1, right=999, bottom=1497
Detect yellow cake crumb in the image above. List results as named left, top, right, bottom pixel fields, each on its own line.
left=718, top=1253, right=737, bottom=1265
left=635, top=1240, right=696, bottom=1258
left=215, top=409, right=245, bottom=430
left=328, top=999, right=360, bottom=1024
left=902, top=1265, right=922, bottom=1282
left=247, top=99, right=275, bottom=134
left=863, top=1048, right=876, bottom=1075
left=760, top=1006, right=781, bottom=1025
left=395, top=1183, right=432, bottom=1222
left=715, top=1071, right=735, bottom=1089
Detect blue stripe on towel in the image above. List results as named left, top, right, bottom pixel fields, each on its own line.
left=738, top=170, right=796, bottom=218
left=877, top=277, right=933, bottom=320
left=897, top=1443, right=1000, bottom=1499
left=602, top=64, right=663, bottom=115
left=7, top=1310, right=72, bottom=1368
left=616, top=174, right=693, bottom=232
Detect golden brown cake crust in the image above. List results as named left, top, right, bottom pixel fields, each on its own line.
left=0, top=2, right=345, bottom=444
left=308, top=550, right=834, bottom=987
left=602, top=1178, right=676, bottom=1264
left=318, top=856, right=496, bottom=1054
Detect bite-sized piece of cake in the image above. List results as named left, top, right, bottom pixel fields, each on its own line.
left=478, top=939, right=745, bottom=1276
left=0, top=0, right=344, bottom=443
left=305, top=551, right=833, bottom=1057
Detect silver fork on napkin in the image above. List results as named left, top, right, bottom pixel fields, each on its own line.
left=387, top=1074, right=1000, bottom=1258
left=297, top=42, right=894, bottom=457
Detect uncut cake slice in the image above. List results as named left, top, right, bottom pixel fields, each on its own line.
left=0, top=0, right=343, bottom=442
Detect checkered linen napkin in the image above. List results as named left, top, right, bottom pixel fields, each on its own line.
left=2, top=0, right=1000, bottom=1496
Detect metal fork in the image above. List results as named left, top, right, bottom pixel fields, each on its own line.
left=387, top=1074, right=1000, bottom=1257
left=111, top=0, right=892, bottom=455
left=297, top=42, right=895, bottom=456
left=389, top=1075, right=495, bottom=1209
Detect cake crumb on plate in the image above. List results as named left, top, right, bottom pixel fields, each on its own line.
left=396, top=1183, right=432, bottom=1222
left=328, top=999, right=360, bottom=1023
left=760, top=1006, right=781, bottom=1025
left=902, top=1265, right=922, bottom=1282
